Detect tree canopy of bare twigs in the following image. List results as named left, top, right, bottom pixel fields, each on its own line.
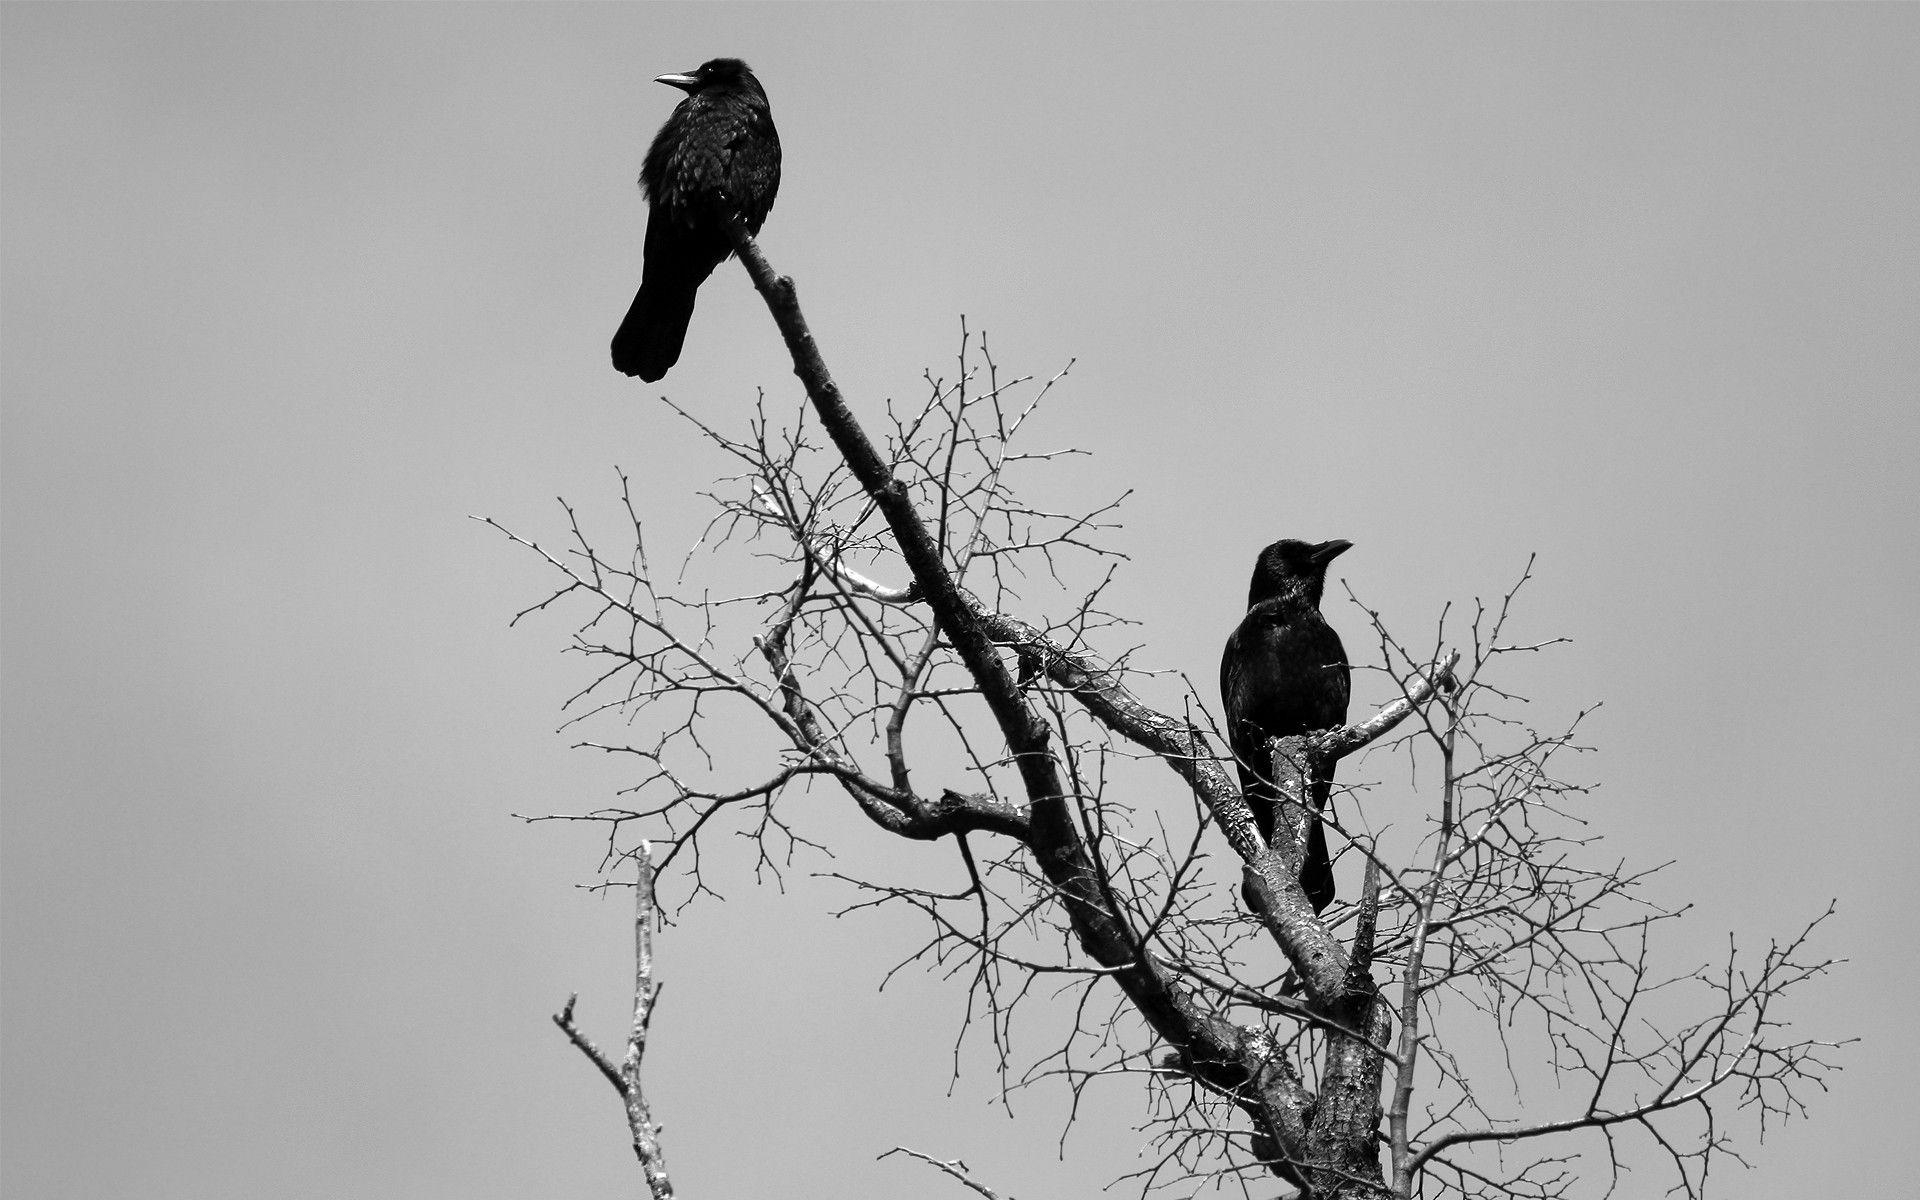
left=494, top=226, right=1844, bottom=1200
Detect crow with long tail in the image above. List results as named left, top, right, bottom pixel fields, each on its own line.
left=611, top=58, right=781, bottom=383
left=1220, top=538, right=1353, bottom=913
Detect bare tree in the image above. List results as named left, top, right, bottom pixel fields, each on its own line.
left=495, top=229, right=1845, bottom=1199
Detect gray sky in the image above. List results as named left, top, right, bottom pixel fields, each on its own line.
left=4, top=5, right=1915, bottom=1199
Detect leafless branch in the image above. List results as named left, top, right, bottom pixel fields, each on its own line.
left=553, top=845, right=674, bottom=1200
left=882, top=1146, right=1014, bottom=1200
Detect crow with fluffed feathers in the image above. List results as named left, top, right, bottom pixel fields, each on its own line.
left=1220, top=539, right=1352, bottom=914
left=611, top=58, right=781, bottom=383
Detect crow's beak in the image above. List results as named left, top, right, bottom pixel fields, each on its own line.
left=1311, top=539, right=1353, bottom=564
left=655, top=72, right=700, bottom=91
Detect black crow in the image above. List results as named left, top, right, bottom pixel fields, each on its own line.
left=611, top=58, right=781, bottom=382
left=1220, top=539, right=1352, bottom=913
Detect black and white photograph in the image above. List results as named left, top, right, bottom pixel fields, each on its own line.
left=4, top=6, right=1914, bottom=1199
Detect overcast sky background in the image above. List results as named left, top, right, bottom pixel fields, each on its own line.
left=5, top=5, right=1916, bottom=1199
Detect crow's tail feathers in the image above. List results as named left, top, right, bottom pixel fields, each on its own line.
left=611, top=222, right=723, bottom=382
left=1238, top=770, right=1338, bottom=915
left=1302, top=772, right=1336, bottom=914
left=1301, top=819, right=1334, bottom=914
left=611, top=279, right=696, bottom=382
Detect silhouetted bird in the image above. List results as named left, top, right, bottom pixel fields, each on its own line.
left=611, top=58, right=781, bottom=382
left=1220, top=539, right=1352, bottom=913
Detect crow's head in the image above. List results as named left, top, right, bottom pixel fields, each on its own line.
left=656, top=59, right=768, bottom=104
left=1247, top=538, right=1351, bottom=610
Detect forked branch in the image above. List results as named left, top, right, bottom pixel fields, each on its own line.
left=553, top=847, right=674, bottom=1200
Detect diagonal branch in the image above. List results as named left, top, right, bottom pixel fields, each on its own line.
left=725, top=223, right=1335, bottom=1183
left=882, top=1146, right=1012, bottom=1200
